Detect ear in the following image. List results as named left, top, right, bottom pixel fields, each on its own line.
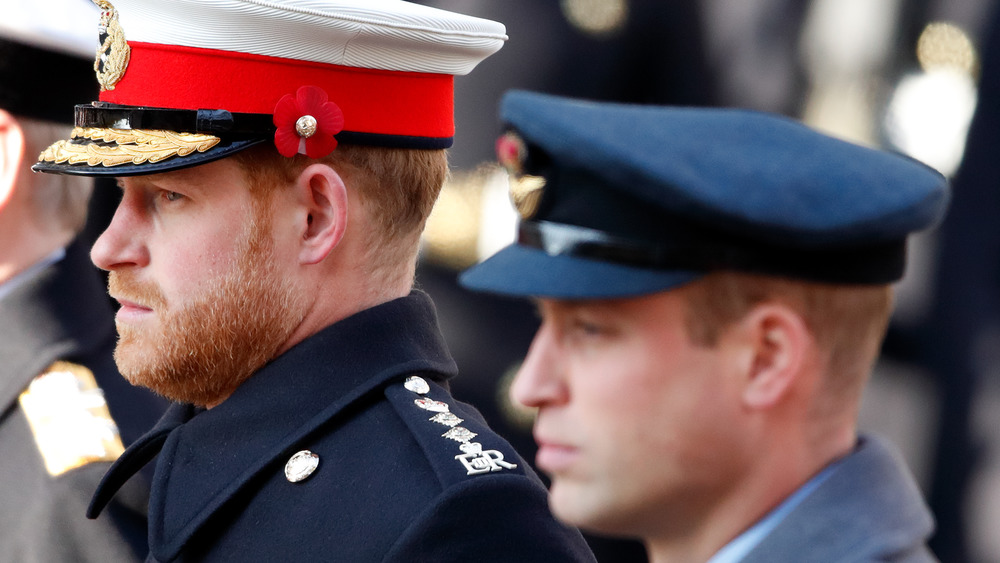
left=0, top=109, right=26, bottom=211
left=736, top=303, right=813, bottom=410
left=293, top=162, right=348, bottom=265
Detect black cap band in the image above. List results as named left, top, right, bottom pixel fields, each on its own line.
left=518, top=220, right=908, bottom=284
left=75, top=102, right=454, bottom=149
left=76, top=103, right=274, bottom=137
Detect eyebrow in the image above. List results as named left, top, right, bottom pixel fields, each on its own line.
left=116, top=172, right=205, bottom=195
left=532, top=299, right=583, bottom=320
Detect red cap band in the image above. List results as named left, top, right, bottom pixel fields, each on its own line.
left=99, top=42, right=455, bottom=138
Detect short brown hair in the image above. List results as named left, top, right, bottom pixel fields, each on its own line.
left=234, top=143, right=447, bottom=285
left=682, top=272, right=893, bottom=402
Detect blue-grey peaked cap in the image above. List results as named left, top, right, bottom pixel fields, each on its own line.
left=459, top=90, right=951, bottom=299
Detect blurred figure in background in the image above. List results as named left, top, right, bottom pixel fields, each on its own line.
left=0, top=1, right=165, bottom=561
left=909, top=2, right=1000, bottom=561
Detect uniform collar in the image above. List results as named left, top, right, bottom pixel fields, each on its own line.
left=89, top=291, right=457, bottom=561
left=0, top=246, right=64, bottom=302
left=708, top=459, right=840, bottom=563
left=739, top=435, right=934, bottom=562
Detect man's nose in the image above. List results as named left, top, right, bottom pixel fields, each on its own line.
left=90, top=190, right=149, bottom=271
left=511, top=322, right=569, bottom=409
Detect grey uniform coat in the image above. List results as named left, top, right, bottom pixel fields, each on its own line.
left=742, top=435, right=937, bottom=563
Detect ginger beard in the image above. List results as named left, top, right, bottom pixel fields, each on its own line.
left=108, top=198, right=307, bottom=407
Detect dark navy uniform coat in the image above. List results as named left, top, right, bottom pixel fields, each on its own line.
left=0, top=239, right=166, bottom=562
left=89, top=292, right=595, bottom=562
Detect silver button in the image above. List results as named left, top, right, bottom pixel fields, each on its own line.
left=295, top=115, right=318, bottom=138
left=285, top=450, right=320, bottom=483
left=404, top=376, right=430, bottom=394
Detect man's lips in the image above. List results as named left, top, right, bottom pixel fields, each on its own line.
left=534, top=434, right=580, bottom=474
left=113, top=297, right=154, bottom=321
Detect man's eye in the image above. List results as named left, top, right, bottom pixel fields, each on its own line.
left=163, top=191, right=184, bottom=202
left=572, top=320, right=606, bottom=337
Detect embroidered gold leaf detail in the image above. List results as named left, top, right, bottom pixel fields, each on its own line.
left=38, top=128, right=222, bottom=167
left=74, top=127, right=222, bottom=153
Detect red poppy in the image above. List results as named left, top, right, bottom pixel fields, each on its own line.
left=496, top=131, right=526, bottom=176
left=273, top=85, right=345, bottom=158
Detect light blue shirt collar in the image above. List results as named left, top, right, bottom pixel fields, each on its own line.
left=706, top=460, right=841, bottom=563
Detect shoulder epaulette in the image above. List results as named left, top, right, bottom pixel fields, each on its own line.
left=19, top=361, right=125, bottom=477
left=385, top=375, right=525, bottom=488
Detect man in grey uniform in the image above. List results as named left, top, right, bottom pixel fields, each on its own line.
left=461, top=90, right=946, bottom=562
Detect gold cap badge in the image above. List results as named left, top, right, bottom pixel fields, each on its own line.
left=94, top=0, right=130, bottom=91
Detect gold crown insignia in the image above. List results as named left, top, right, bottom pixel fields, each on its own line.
left=93, top=0, right=130, bottom=91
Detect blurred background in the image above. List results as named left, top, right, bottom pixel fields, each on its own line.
left=406, top=1, right=1000, bottom=562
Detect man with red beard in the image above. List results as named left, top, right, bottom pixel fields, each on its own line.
left=33, top=1, right=595, bottom=561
